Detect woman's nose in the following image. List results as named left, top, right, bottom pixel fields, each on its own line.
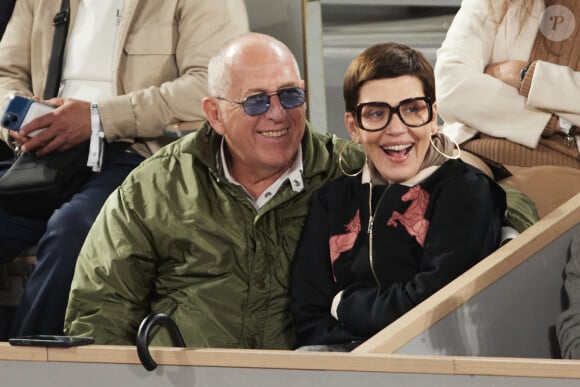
left=383, top=112, right=407, bottom=134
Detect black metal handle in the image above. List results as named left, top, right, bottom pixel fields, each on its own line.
left=136, top=313, right=186, bottom=371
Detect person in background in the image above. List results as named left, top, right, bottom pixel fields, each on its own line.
left=0, top=0, right=15, bottom=161
left=290, top=42, right=506, bottom=350
left=557, top=232, right=580, bottom=359
left=435, top=0, right=580, bottom=216
left=0, top=0, right=248, bottom=339
left=64, top=32, right=365, bottom=348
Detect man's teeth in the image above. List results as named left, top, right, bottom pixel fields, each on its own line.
left=261, top=129, right=288, bottom=137
left=383, top=144, right=412, bottom=151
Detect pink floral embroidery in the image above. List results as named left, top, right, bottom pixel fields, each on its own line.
left=387, top=186, right=430, bottom=246
left=329, top=210, right=361, bottom=281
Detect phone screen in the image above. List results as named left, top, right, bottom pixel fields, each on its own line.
left=9, top=335, right=95, bottom=347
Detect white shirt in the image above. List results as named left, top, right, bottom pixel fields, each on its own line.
left=219, top=139, right=304, bottom=210
left=59, top=0, right=124, bottom=100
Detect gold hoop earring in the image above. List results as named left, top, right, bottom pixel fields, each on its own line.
left=430, top=131, right=461, bottom=160
left=339, top=142, right=365, bottom=177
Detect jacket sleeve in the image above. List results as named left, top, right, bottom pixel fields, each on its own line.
left=336, top=172, right=506, bottom=338
left=526, top=61, right=580, bottom=128
left=557, top=233, right=580, bottom=359
left=64, top=185, right=157, bottom=344
left=0, top=0, right=36, bottom=145
left=290, top=189, right=362, bottom=346
left=434, top=0, right=548, bottom=148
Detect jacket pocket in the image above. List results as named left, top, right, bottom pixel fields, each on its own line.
left=121, top=25, right=177, bottom=91
left=124, top=25, right=176, bottom=55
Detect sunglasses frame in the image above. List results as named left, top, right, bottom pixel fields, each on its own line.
left=215, top=87, right=306, bottom=116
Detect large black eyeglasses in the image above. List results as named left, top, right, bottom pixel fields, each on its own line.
left=216, top=87, right=306, bottom=116
left=355, top=97, right=433, bottom=131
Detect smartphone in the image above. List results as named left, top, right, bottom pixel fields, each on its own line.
left=9, top=335, right=95, bottom=347
left=1, top=95, right=55, bottom=136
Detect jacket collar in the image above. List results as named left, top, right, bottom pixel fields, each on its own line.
left=361, top=162, right=440, bottom=187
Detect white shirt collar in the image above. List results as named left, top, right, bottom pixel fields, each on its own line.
left=219, top=139, right=304, bottom=209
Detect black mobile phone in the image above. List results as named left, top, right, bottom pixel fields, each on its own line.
left=1, top=95, right=55, bottom=136
left=8, top=335, right=95, bottom=347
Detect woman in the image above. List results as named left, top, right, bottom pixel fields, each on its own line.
left=436, top=0, right=580, bottom=220
left=436, top=0, right=580, bottom=170
left=290, top=43, right=506, bottom=349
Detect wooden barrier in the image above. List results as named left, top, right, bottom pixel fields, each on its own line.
left=2, top=343, right=580, bottom=386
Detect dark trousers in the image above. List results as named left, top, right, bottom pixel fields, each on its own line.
left=0, top=145, right=144, bottom=338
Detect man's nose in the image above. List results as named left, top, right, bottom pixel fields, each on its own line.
left=264, top=94, right=285, bottom=119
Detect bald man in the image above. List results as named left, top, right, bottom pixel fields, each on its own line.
left=64, top=33, right=364, bottom=349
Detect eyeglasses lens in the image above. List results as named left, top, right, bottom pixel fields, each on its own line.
left=243, top=88, right=305, bottom=116
left=359, top=98, right=431, bottom=131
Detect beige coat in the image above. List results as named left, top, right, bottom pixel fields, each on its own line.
left=0, top=0, right=248, bottom=156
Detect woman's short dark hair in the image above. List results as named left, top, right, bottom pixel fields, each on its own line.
left=343, top=42, right=435, bottom=114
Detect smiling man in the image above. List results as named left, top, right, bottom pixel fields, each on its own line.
left=63, top=32, right=364, bottom=349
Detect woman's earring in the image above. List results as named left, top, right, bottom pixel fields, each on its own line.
left=430, top=131, right=461, bottom=160
left=339, top=142, right=366, bottom=177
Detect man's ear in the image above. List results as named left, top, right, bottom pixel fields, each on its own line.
left=202, top=97, right=225, bottom=135
left=345, top=112, right=361, bottom=143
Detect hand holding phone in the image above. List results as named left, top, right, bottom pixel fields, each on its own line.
left=1, top=95, right=55, bottom=137
left=9, top=335, right=95, bottom=347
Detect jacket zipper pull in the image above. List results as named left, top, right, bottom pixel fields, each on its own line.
left=367, top=216, right=374, bottom=234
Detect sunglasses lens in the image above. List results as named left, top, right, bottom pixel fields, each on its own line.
left=279, top=88, right=305, bottom=109
left=243, top=93, right=270, bottom=116
left=241, top=88, right=305, bottom=116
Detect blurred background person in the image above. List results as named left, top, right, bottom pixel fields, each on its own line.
left=435, top=0, right=580, bottom=217
left=0, top=0, right=248, bottom=339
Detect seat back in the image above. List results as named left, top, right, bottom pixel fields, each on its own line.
left=501, top=165, right=580, bottom=218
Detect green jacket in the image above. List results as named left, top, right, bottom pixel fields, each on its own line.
left=64, top=122, right=364, bottom=349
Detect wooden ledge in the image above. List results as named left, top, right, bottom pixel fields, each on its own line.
left=2, top=343, right=580, bottom=379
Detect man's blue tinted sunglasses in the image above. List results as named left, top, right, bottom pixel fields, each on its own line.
left=216, top=87, right=306, bottom=116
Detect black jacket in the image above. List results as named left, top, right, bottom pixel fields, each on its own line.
left=290, top=159, right=506, bottom=346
